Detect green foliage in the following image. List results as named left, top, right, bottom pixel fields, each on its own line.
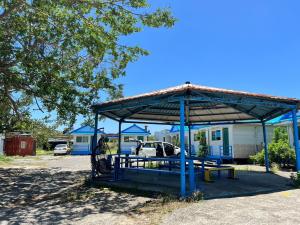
left=249, top=149, right=265, bottom=166
left=16, top=119, right=62, bottom=149
left=0, top=155, right=12, bottom=163
left=250, top=127, right=295, bottom=167
left=172, top=135, right=179, bottom=147
left=268, top=140, right=295, bottom=167
left=291, top=172, right=300, bottom=188
left=147, top=135, right=155, bottom=141
left=195, top=131, right=208, bottom=158
left=0, top=0, right=175, bottom=130
left=36, top=148, right=53, bottom=155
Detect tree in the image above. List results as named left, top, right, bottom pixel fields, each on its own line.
left=195, top=131, right=208, bottom=158
left=13, top=118, right=62, bottom=149
left=0, top=0, right=175, bottom=131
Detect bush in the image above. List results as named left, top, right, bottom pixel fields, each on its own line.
left=195, top=131, right=208, bottom=158
left=250, top=127, right=295, bottom=168
left=291, top=172, right=300, bottom=188
left=249, top=150, right=265, bottom=166
left=269, top=140, right=295, bottom=167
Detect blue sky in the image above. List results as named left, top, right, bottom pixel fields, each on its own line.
left=39, top=1, right=300, bottom=133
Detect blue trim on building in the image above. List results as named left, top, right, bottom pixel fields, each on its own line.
left=71, top=150, right=91, bottom=155
left=69, top=125, right=105, bottom=135
left=121, top=124, right=150, bottom=135
left=169, top=125, right=209, bottom=133
left=268, top=110, right=300, bottom=125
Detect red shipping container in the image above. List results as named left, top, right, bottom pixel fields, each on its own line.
left=4, top=134, right=36, bottom=156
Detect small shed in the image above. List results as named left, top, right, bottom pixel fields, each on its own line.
left=69, top=125, right=105, bottom=155
left=4, top=134, right=36, bottom=156
left=121, top=124, right=151, bottom=154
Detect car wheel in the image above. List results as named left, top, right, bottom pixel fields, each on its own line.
left=54, top=153, right=57, bottom=156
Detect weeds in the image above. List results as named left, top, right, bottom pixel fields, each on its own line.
left=0, top=155, right=12, bottom=163
left=290, top=172, right=300, bottom=188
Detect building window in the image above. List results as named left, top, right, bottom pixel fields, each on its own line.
left=124, top=136, right=135, bottom=142
left=137, top=136, right=144, bottom=141
left=76, top=136, right=89, bottom=143
left=20, top=141, right=27, bottom=149
left=212, top=130, right=221, bottom=141
left=194, top=133, right=202, bottom=141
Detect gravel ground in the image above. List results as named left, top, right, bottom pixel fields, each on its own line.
left=1, top=155, right=300, bottom=225
left=162, top=189, right=300, bottom=225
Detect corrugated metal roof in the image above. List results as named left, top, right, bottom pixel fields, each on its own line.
left=69, top=125, right=105, bottom=135
left=92, top=83, right=300, bottom=124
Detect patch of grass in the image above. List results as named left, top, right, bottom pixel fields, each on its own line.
left=270, top=163, right=280, bottom=174
left=36, top=149, right=53, bottom=156
left=0, top=155, right=12, bottom=163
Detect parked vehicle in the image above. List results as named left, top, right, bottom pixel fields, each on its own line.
left=54, top=144, right=70, bottom=155
left=132, top=141, right=185, bottom=157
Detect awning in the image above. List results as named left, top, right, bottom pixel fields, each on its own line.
left=92, top=83, right=300, bottom=124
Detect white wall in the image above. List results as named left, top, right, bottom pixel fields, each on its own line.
left=121, top=134, right=149, bottom=153
left=231, top=124, right=274, bottom=159
left=72, top=134, right=102, bottom=152
left=0, top=134, right=4, bottom=155
left=154, top=129, right=171, bottom=142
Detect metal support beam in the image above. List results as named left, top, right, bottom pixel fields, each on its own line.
left=191, top=120, right=262, bottom=126
left=179, top=97, right=186, bottom=197
left=91, top=112, right=98, bottom=179
left=118, top=120, right=122, bottom=155
left=262, top=121, right=270, bottom=172
left=188, top=125, right=192, bottom=157
left=292, top=108, right=300, bottom=171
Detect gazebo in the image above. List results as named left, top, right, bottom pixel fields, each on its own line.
left=91, top=82, right=300, bottom=197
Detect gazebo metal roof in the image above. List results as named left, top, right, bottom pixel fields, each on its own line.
left=92, top=83, right=300, bottom=124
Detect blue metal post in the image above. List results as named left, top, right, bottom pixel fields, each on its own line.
left=188, top=159, right=196, bottom=193
left=262, top=121, right=270, bottom=172
left=188, top=125, right=192, bottom=156
left=118, top=120, right=122, bottom=155
left=292, top=108, right=300, bottom=171
left=179, top=97, right=186, bottom=197
left=91, top=112, right=98, bottom=178
left=92, top=113, right=98, bottom=150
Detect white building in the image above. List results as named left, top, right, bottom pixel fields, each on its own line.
left=69, top=125, right=104, bottom=155
left=120, top=124, right=150, bottom=154
left=156, top=124, right=274, bottom=160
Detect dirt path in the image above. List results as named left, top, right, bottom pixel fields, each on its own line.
left=1, top=156, right=300, bottom=225
left=0, top=156, right=186, bottom=225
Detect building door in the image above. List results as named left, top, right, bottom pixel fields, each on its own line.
left=222, top=128, right=230, bottom=156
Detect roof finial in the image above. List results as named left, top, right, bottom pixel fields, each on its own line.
left=185, top=81, right=191, bottom=84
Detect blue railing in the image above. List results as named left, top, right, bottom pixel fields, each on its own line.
left=208, top=145, right=233, bottom=159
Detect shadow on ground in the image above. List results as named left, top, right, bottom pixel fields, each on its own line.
left=0, top=168, right=149, bottom=224
left=0, top=167, right=295, bottom=224
left=102, top=168, right=295, bottom=200
left=203, top=170, right=294, bottom=199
